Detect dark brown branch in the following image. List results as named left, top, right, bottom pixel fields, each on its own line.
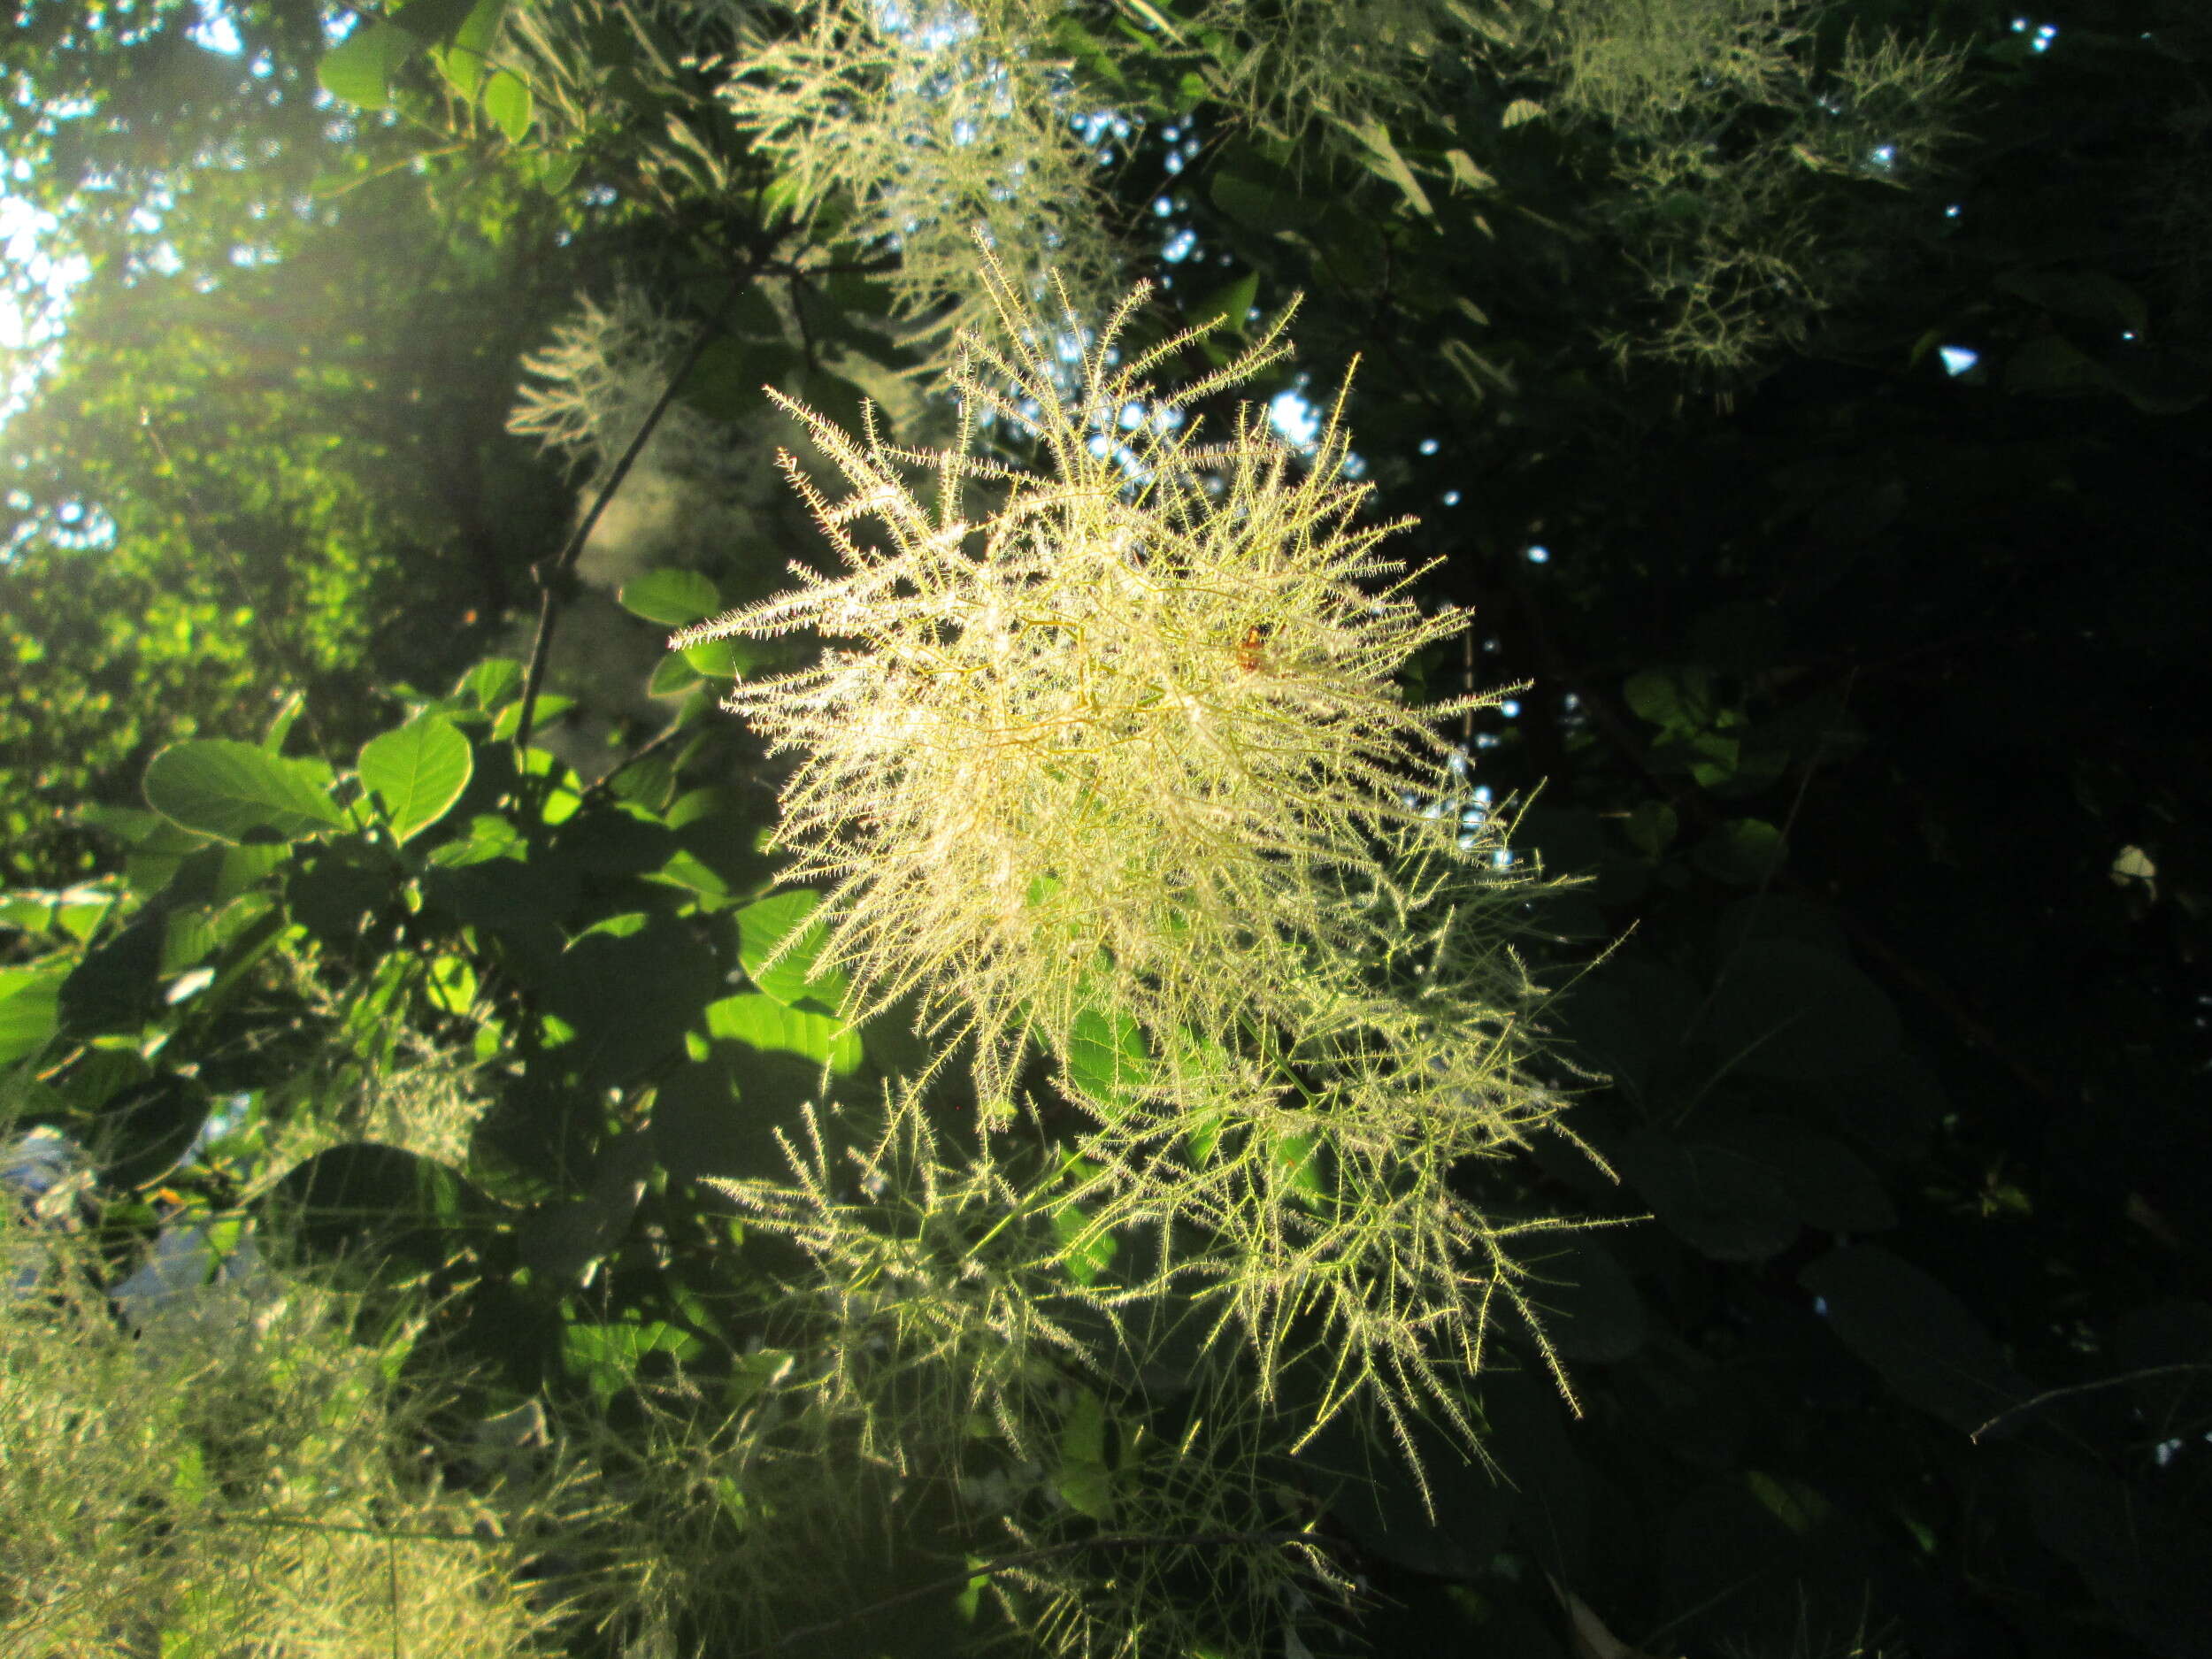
left=515, top=255, right=770, bottom=756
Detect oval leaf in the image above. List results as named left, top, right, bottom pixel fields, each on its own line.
left=0, top=961, right=66, bottom=1065
left=1619, top=1126, right=1800, bottom=1262
left=1521, top=1233, right=1647, bottom=1363
left=620, top=567, right=725, bottom=627
left=359, top=716, right=472, bottom=845
left=1055, top=1387, right=1116, bottom=1521
left=483, top=68, right=533, bottom=140
left=1800, top=1244, right=2032, bottom=1434
left=1704, top=938, right=1900, bottom=1081
left=1064, top=1003, right=1151, bottom=1113
left=318, top=20, right=418, bottom=107
left=736, top=889, right=849, bottom=1010
left=435, top=0, right=506, bottom=97
left=703, top=992, right=862, bottom=1074
left=143, top=740, right=342, bottom=844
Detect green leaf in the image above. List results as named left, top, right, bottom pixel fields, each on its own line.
left=391, top=0, right=481, bottom=43
left=646, top=848, right=732, bottom=905
left=89, top=1072, right=212, bottom=1189
left=1520, top=1233, right=1646, bottom=1362
left=1691, top=818, right=1785, bottom=887
left=619, top=567, right=724, bottom=627
left=434, top=0, right=507, bottom=98
left=563, top=1317, right=703, bottom=1406
left=541, top=918, right=719, bottom=1085
left=1209, top=159, right=1311, bottom=233
left=736, top=890, right=849, bottom=1010
left=489, top=693, right=573, bottom=741
left=533, top=150, right=582, bottom=195
left=1064, top=1004, right=1150, bottom=1112
left=1055, top=1387, right=1115, bottom=1521
left=59, top=907, right=165, bottom=1035
left=649, top=651, right=704, bottom=696
left=1800, top=1245, right=2032, bottom=1434
left=463, top=657, right=525, bottom=709
left=1047, top=14, right=1127, bottom=88
left=1995, top=267, right=2148, bottom=334
left=2016, top=1449, right=2212, bottom=1647
left=1442, top=148, right=1498, bottom=192
left=143, top=740, right=342, bottom=843
left=358, top=717, right=472, bottom=845
left=1704, top=938, right=1900, bottom=1081
left=1624, top=801, right=1678, bottom=856
left=519, top=1134, right=652, bottom=1286
left=0, top=961, right=66, bottom=1065
left=791, top=367, right=871, bottom=443
left=318, top=21, right=419, bottom=108
left=680, top=637, right=750, bottom=679
left=1051, top=1194, right=1118, bottom=1286
left=648, top=1060, right=774, bottom=1184
left=1624, top=664, right=1716, bottom=728
left=1755, top=1125, right=1897, bottom=1234
left=483, top=69, right=533, bottom=141
left=703, top=992, right=862, bottom=1074
left=1556, top=954, right=1700, bottom=1103
left=1271, top=1129, right=1326, bottom=1205
left=2003, top=334, right=2107, bottom=398
left=1296, top=1409, right=1504, bottom=1578
left=1187, top=271, right=1257, bottom=337
left=1617, top=1126, right=1800, bottom=1262
left=1345, top=115, right=1433, bottom=217
left=680, top=335, right=800, bottom=423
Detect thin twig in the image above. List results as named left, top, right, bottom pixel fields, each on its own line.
left=515, top=257, right=767, bottom=755
left=1970, top=1363, right=2212, bottom=1442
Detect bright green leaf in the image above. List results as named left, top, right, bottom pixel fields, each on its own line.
left=1271, top=1130, right=1326, bottom=1204
left=483, top=69, right=533, bottom=141
left=703, top=992, right=862, bottom=1074
left=1064, top=1004, right=1150, bottom=1113
left=1187, top=271, right=1258, bottom=337
left=143, top=740, right=342, bottom=843
left=534, top=150, right=581, bottom=194
left=358, top=717, right=472, bottom=845
left=434, top=0, right=506, bottom=98
left=680, top=637, right=749, bottom=680
left=736, top=890, right=850, bottom=1010
left=563, top=1317, right=703, bottom=1406
left=619, top=568, right=724, bottom=627
left=1051, top=1193, right=1118, bottom=1286
left=318, top=22, right=418, bottom=108
left=0, top=962, right=66, bottom=1065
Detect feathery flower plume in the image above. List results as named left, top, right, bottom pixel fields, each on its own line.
left=672, top=253, right=1508, bottom=1111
